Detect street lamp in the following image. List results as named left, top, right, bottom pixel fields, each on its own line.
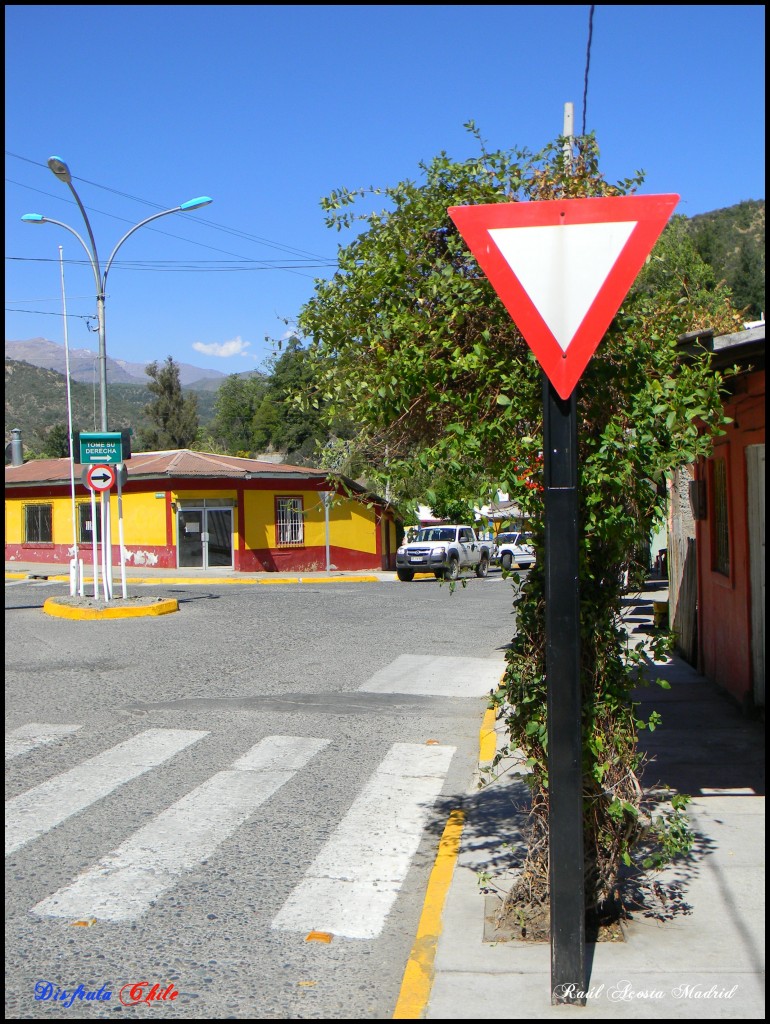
left=22, top=155, right=212, bottom=432
left=22, top=157, right=211, bottom=602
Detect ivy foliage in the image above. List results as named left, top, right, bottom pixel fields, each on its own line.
left=297, top=125, right=744, bottom=917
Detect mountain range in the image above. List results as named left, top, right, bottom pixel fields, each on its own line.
left=4, top=338, right=227, bottom=389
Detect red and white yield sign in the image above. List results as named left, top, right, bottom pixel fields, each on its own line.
left=448, top=194, right=680, bottom=399
left=85, top=462, right=117, bottom=492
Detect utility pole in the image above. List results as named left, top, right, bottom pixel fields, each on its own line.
left=563, top=101, right=574, bottom=173
left=542, top=100, right=586, bottom=1006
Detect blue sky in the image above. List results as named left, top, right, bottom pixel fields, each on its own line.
left=5, top=5, right=765, bottom=380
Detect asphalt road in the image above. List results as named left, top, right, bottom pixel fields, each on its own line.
left=5, top=573, right=519, bottom=1019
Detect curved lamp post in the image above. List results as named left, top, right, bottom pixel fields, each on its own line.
left=22, top=155, right=212, bottom=431
left=22, top=157, right=211, bottom=601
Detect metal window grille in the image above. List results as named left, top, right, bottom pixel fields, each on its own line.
left=78, top=503, right=102, bottom=544
left=24, top=503, right=53, bottom=544
left=712, top=458, right=730, bottom=576
left=276, top=497, right=304, bottom=546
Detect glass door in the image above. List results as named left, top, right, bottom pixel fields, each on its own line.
left=178, top=509, right=204, bottom=567
left=177, top=508, right=233, bottom=569
left=206, top=509, right=233, bottom=568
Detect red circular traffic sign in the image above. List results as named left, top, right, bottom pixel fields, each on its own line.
left=85, top=463, right=117, bottom=492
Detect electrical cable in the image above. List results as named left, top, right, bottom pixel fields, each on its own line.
left=5, top=153, right=333, bottom=263
left=582, top=5, right=595, bottom=137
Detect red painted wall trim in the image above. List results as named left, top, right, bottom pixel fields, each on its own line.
left=164, top=491, right=173, bottom=549
left=236, top=485, right=246, bottom=571
left=6, top=543, right=175, bottom=569
left=239, top=545, right=381, bottom=573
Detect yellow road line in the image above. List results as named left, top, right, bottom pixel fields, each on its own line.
left=392, top=808, right=465, bottom=1019
left=480, top=670, right=506, bottom=762
left=393, top=673, right=506, bottom=1016
left=479, top=708, right=497, bottom=762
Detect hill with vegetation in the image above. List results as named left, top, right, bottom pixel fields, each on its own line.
left=4, top=359, right=217, bottom=456
left=684, top=199, right=765, bottom=319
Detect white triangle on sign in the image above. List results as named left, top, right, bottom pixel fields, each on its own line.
left=488, top=221, right=637, bottom=353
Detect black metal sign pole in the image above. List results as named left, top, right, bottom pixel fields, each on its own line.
left=543, top=373, right=586, bottom=1004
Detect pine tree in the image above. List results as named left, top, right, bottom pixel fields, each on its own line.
left=138, top=356, right=199, bottom=451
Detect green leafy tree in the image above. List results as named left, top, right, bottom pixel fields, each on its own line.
left=263, top=337, right=330, bottom=458
left=38, top=423, right=72, bottom=459
left=191, top=430, right=230, bottom=456
left=138, top=356, right=199, bottom=450
left=424, top=478, right=484, bottom=525
left=210, top=373, right=268, bottom=453
left=297, top=125, right=744, bottom=926
left=208, top=340, right=340, bottom=461
left=731, top=238, right=765, bottom=318
left=251, top=395, right=282, bottom=451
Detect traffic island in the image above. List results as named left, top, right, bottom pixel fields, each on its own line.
left=43, top=595, right=179, bottom=620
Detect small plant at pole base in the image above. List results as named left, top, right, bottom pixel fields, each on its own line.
left=296, top=124, right=743, bottom=929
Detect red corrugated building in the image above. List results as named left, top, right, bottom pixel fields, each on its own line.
left=669, top=324, right=765, bottom=713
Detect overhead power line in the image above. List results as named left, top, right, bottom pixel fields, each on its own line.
left=6, top=255, right=340, bottom=276
left=5, top=151, right=334, bottom=265
left=5, top=306, right=97, bottom=323
left=582, top=5, right=595, bottom=136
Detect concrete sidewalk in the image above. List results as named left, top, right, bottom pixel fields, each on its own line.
left=424, top=588, right=765, bottom=1019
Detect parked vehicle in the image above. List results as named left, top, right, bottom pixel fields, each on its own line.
left=395, top=525, right=492, bottom=582
left=492, top=531, right=536, bottom=570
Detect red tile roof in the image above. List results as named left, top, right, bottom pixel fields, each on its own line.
left=5, top=449, right=331, bottom=485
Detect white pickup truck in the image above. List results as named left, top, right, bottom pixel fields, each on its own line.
left=395, top=525, right=492, bottom=582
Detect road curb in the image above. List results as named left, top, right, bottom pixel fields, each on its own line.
left=42, top=597, right=179, bottom=620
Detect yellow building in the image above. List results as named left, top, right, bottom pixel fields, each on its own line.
left=5, top=450, right=399, bottom=573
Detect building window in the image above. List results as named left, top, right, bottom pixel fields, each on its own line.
left=78, top=503, right=102, bottom=544
left=276, top=497, right=304, bottom=546
left=711, top=457, right=730, bottom=576
left=24, top=503, right=53, bottom=544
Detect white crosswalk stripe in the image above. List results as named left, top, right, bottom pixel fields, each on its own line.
left=7, top=703, right=458, bottom=936
left=31, top=734, right=330, bottom=922
left=271, top=742, right=455, bottom=939
left=359, top=653, right=505, bottom=698
left=5, top=729, right=208, bottom=855
left=5, top=722, right=82, bottom=760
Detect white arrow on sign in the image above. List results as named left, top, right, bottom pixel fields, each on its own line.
left=86, top=464, right=117, bottom=492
